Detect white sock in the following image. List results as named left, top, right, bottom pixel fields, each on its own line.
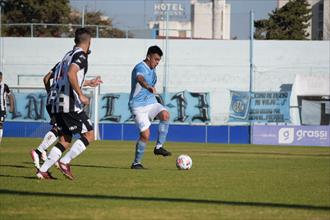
left=0, top=129, right=3, bottom=143
left=155, top=144, right=162, bottom=149
left=37, top=131, right=58, bottom=153
left=60, top=139, right=86, bottom=164
left=39, top=147, right=62, bottom=172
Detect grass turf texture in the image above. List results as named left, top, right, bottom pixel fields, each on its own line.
left=0, top=138, right=329, bottom=220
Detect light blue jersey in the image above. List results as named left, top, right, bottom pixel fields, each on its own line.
left=129, top=61, right=158, bottom=108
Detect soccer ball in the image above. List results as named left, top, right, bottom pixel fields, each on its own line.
left=176, top=154, right=192, bottom=170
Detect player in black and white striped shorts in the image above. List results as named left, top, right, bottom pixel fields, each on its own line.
left=37, top=28, right=103, bottom=180
left=0, top=72, right=14, bottom=143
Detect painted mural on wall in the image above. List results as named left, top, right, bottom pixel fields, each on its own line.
left=6, top=91, right=210, bottom=124
left=229, top=90, right=291, bottom=123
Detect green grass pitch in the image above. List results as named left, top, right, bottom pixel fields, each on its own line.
left=0, top=137, right=329, bottom=220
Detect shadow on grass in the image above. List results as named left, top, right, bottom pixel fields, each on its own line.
left=0, top=174, right=36, bottom=180
left=0, top=188, right=329, bottom=211
left=20, top=162, right=131, bottom=170
left=72, top=164, right=130, bottom=170
left=0, top=164, right=31, bottom=169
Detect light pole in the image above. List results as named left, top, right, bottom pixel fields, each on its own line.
left=249, top=10, right=255, bottom=144
left=82, top=5, right=87, bottom=27
left=0, top=5, right=3, bottom=71
left=249, top=10, right=254, bottom=95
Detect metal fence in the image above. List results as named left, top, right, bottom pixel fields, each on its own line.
left=0, top=23, right=192, bottom=39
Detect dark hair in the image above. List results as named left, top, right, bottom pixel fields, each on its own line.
left=74, top=28, right=91, bottom=45
left=0, top=72, right=2, bottom=76
left=147, top=45, right=163, bottom=57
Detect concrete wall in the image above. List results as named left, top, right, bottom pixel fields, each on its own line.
left=1, top=38, right=329, bottom=124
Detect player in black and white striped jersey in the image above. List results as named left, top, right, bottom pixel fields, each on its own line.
left=49, top=46, right=89, bottom=113
left=37, top=28, right=103, bottom=180
left=31, top=62, right=102, bottom=170
left=0, top=72, right=14, bottom=143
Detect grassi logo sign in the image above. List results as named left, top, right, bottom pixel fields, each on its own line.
left=296, top=129, right=328, bottom=141
left=278, top=127, right=329, bottom=144
left=252, top=125, right=330, bottom=147
left=279, top=128, right=294, bottom=144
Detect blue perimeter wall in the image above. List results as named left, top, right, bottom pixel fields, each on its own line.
left=4, top=122, right=250, bottom=144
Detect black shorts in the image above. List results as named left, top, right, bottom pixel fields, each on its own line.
left=0, top=111, right=6, bottom=123
left=46, top=105, right=57, bottom=126
left=54, top=111, right=93, bottom=136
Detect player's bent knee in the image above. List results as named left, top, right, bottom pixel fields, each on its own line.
left=58, top=141, right=71, bottom=149
left=51, top=127, right=59, bottom=136
left=140, top=136, right=149, bottom=143
left=63, top=134, right=72, bottom=143
left=160, top=110, right=170, bottom=121
left=140, top=130, right=150, bottom=142
left=83, top=131, right=94, bottom=143
left=141, top=133, right=150, bottom=141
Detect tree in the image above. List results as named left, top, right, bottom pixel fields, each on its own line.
left=68, top=10, right=128, bottom=38
left=0, top=0, right=128, bottom=38
left=254, top=0, right=312, bottom=40
left=0, top=0, right=71, bottom=37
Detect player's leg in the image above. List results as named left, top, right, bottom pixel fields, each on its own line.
left=37, top=133, right=71, bottom=180
left=31, top=107, right=59, bottom=168
left=60, top=132, right=93, bottom=165
left=131, top=129, right=150, bottom=169
left=0, top=111, right=5, bottom=143
left=131, top=107, right=150, bottom=169
left=58, top=111, right=94, bottom=180
left=0, top=123, right=3, bottom=143
left=36, top=113, right=71, bottom=179
left=38, top=107, right=59, bottom=157
left=149, top=104, right=171, bottom=156
left=31, top=127, right=58, bottom=169
left=155, top=110, right=170, bottom=148
left=37, top=127, right=58, bottom=158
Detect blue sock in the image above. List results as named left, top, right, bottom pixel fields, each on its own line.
left=134, top=140, right=146, bottom=164
left=156, top=120, right=169, bottom=148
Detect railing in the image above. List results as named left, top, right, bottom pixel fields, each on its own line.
left=2, top=23, right=132, bottom=38
left=0, top=23, right=192, bottom=39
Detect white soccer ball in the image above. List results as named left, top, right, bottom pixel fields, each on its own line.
left=176, top=154, right=192, bottom=170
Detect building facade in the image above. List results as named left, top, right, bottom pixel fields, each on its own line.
left=191, top=0, right=230, bottom=39
left=149, top=0, right=231, bottom=39
left=148, top=20, right=192, bottom=38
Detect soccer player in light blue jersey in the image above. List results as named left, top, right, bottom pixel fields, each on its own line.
left=129, top=45, right=171, bottom=169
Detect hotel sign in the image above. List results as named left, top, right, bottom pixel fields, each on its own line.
left=154, top=2, right=186, bottom=17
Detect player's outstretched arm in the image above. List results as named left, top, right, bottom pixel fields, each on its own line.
left=83, top=76, right=103, bottom=87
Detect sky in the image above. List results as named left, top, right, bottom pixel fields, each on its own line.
left=69, top=0, right=278, bottom=39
